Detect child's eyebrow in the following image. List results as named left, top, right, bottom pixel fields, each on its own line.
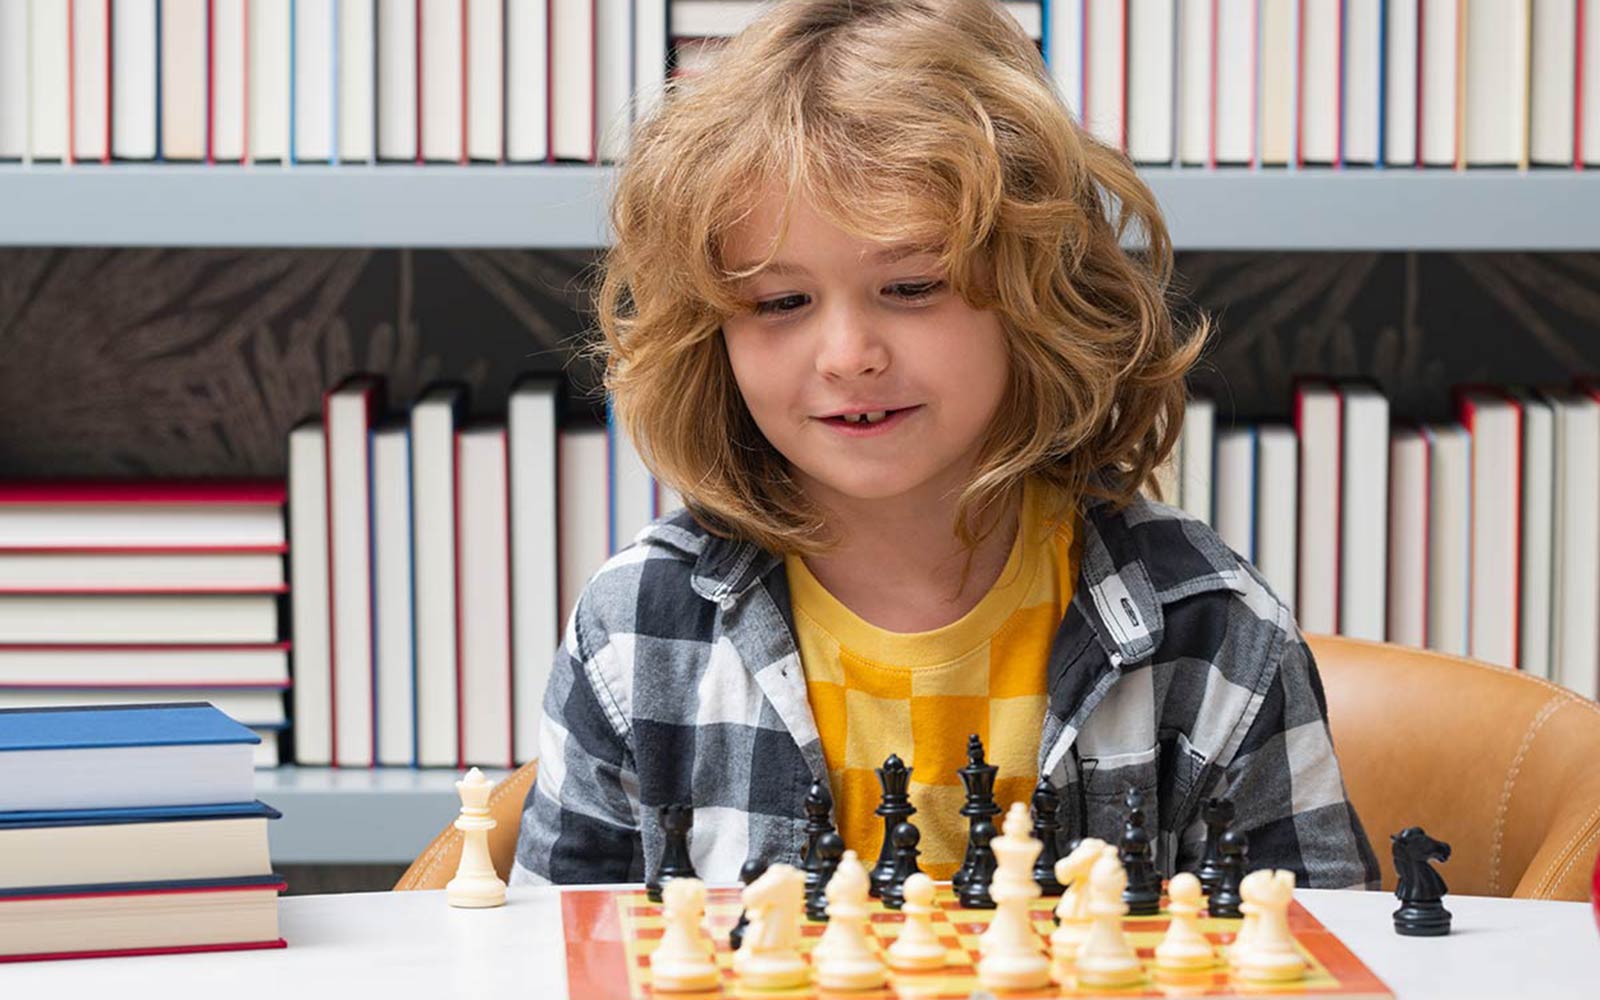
left=729, top=245, right=935, bottom=277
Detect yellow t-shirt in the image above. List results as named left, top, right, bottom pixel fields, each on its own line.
left=786, top=478, right=1079, bottom=880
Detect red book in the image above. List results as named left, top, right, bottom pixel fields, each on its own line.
left=0, top=481, right=286, bottom=552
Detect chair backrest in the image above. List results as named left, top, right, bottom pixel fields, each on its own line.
left=1311, top=634, right=1600, bottom=901
left=394, top=760, right=539, bottom=891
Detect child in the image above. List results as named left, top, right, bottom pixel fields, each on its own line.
left=512, top=0, right=1379, bottom=891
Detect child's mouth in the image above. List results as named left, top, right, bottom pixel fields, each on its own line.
left=820, top=406, right=920, bottom=436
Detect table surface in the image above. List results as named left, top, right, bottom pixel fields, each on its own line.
left=4, top=885, right=1596, bottom=998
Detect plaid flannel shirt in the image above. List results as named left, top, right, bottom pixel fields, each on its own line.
left=511, top=493, right=1380, bottom=890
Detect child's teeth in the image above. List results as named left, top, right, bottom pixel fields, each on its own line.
left=863, top=411, right=888, bottom=423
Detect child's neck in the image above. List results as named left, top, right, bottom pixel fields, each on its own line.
left=798, top=482, right=1024, bottom=634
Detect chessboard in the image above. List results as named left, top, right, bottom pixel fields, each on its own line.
left=561, top=885, right=1395, bottom=999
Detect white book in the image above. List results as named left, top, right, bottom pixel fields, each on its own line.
left=211, top=0, right=247, bottom=161
left=377, top=0, right=418, bottom=160
left=1459, top=390, right=1522, bottom=668
left=371, top=423, right=416, bottom=767
left=509, top=380, right=560, bottom=764
left=1387, top=427, right=1429, bottom=648
left=1299, top=0, right=1341, bottom=164
left=252, top=729, right=281, bottom=766
left=1214, top=0, right=1254, bottom=164
left=0, top=504, right=285, bottom=549
left=0, top=644, right=290, bottom=686
left=71, top=0, right=110, bottom=161
left=1342, top=0, right=1381, bottom=164
left=159, top=0, right=205, bottom=160
left=457, top=425, right=513, bottom=769
left=0, top=551, right=285, bottom=589
left=1127, top=0, right=1175, bottom=163
left=1339, top=385, right=1389, bottom=642
left=1213, top=427, right=1256, bottom=561
left=0, top=594, right=279, bottom=643
left=1084, top=0, right=1126, bottom=147
left=411, top=385, right=463, bottom=767
left=1296, top=382, right=1340, bottom=635
left=1176, top=0, right=1212, bottom=164
left=1257, top=0, right=1297, bottom=165
left=1425, top=424, right=1471, bottom=656
left=29, top=0, right=68, bottom=161
left=551, top=0, right=594, bottom=160
left=1255, top=426, right=1298, bottom=613
left=339, top=0, right=375, bottom=161
left=294, top=0, right=335, bottom=162
left=507, top=0, right=551, bottom=161
left=249, top=0, right=292, bottom=161
left=1464, top=0, right=1529, bottom=167
left=288, top=422, right=332, bottom=765
left=608, top=409, right=658, bottom=552
left=596, top=0, right=631, bottom=162
left=467, top=0, right=504, bottom=161
left=1529, top=0, right=1577, bottom=165
left=1584, top=0, right=1600, bottom=164
left=1510, top=389, right=1553, bottom=680
left=0, top=689, right=288, bottom=729
left=420, top=0, right=464, bottom=161
left=325, top=376, right=381, bottom=767
left=1549, top=388, right=1600, bottom=699
left=0, top=0, right=26, bottom=159
left=1383, top=0, right=1419, bottom=165
left=111, top=0, right=158, bottom=160
left=1179, top=396, right=1215, bottom=526
left=1048, top=0, right=1085, bottom=119
left=559, top=425, right=610, bottom=629
left=634, top=0, right=667, bottom=124
left=1419, top=0, right=1460, bottom=166
left=0, top=882, right=280, bottom=959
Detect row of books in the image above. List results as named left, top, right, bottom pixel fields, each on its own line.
left=0, top=481, right=290, bottom=766
left=0, top=703, right=285, bottom=963
left=9, top=1, right=1596, bottom=170
left=1160, top=378, right=1600, bottom=700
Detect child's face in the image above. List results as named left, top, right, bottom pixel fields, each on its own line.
left=721, top=189, right=1010, bottom=511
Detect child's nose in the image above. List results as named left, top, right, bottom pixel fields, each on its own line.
left=814, top=302, right=890, bottom=379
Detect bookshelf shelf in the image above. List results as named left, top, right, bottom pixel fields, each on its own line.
left=1, top=163, right=1597, bottom=250
left=257, top=766, right=513, bottom=864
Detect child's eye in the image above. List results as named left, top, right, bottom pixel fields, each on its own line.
left=753, top=293, right=809, bottom=316
left=888, top=280, right=945, bottom=301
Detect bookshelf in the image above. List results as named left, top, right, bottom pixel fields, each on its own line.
left=2, top=163, right=1599, bottom=251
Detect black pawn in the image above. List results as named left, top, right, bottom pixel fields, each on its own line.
left=1196, top=797, right=1235, bottom=894
left=958, top=817, right=998, bottom=909
left=1208, top=829, right=1247, bottom=919
left=1119, top=788, right=1161, bottom=916
left=806, top=832, right=846, bottom=922
left=953, top=734, right=1000, bottom=892
left=1031, top=775, right=1065, bottom=896
left=881, top=821, right=924, bottom=910
left=646, top=803, right=697, bottom=903
left=869, top=754, right=916, bottom=899
left=1392, top=826, right=1453, bottom=936
left=729, top=858, right=767, bottom=949
left=801, top=779, right=836, bottom=902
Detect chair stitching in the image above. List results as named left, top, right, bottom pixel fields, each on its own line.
left=1490, top=696, right=1564, bottom=895
left=1536, top=802, right=1600, bottom=899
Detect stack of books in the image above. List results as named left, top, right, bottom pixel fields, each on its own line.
left=0, top=703, right=285, bottom=963
left=0, top=482, right=291, bottom=766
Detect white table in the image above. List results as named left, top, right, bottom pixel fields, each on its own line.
left=3, top=886, right=1596, bottom=998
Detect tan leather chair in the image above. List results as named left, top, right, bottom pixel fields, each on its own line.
left=395, top=760, right=538, bottom=891
left=398, top=638, right=1600, bottom=902
left=1312, top=633, right=1600, bottom=901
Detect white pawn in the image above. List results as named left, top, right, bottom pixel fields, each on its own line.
left=446, top=768, right=507, bottom=908
left=977, top=802, right=1051, bottom=992
left=650, top=878, right=720, bottom=992
left=1049, top=837, right=1111, bottom=973
left=733, top=863, right=810, bottom=989
left=1154, top=872, right=1216, bottom=973
left=1074, top=854, right=1143, bottom=989
left=1227, top=869, right=1270, bottom=971
left=886, top=873, right=947, bottom=972
left=813, top=852, right=886, bottom=991
left=1235, top=869, right=1307, bottom=983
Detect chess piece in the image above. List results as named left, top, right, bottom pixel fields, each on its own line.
left=881, top=820, right=923, bottom=910
left=446, top=768, right=507, bottom=908
left=732, top=863, right=810, bottom=989
left=1235, top=870, right=1307, bottom=982
left=869, top=755, right=917, bottom=899
left=1391, top=826, right=1453, bottom=936
left=730, top=858, right=768, bottom=950
left=887, top=873, right=948, bottom=972
left=1154, top=873, right=1216, bottom=973
left=1196, top=797, right=1235, bottom=894
left=1049, top=837, right=1110, bottom=974
left=958, top=816, right=998, bottom=909
left=1208, top=829, right=1247, bottom=918
left=806, top=832, right=845, bottom=922
left=1031, top=775, right=1065, bottom=896
left=953, top=734, right=1001, bottom=891
left=1074, top=853, right=1143, bottom=989
left=976, top=802, right=1052, bottom=991
left=650, top=877, right=720, bottom=992
left=1228, top=869, right=1270, bottom=971
left=647, top=804, right=698, bottom=904
left=1118, top=787, right=1161, bottom=916
left=802, top=779, right=836, bottom=902
left=812, top=851, right=887, bottom=990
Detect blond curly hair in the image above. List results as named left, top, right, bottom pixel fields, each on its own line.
left=589, top=0, right=1206, bottom=557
